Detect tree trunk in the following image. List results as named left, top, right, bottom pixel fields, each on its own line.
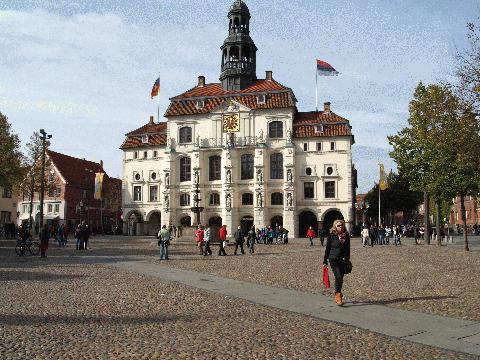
left=28, top=173, right=35, bottom=233
left=424, top=192, right=430, bottom=245
left=460, top=194, right=470, bottom=251
left=436, top=199, right=441, bottom=246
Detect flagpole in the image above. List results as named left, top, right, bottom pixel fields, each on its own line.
left=378, top=164, right=381, bottom=227
left=157, top=73, right=161, bottom=123
left=315, top=61, right=318, bottom=112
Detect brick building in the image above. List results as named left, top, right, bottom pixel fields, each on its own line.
left=449, top=196, right=478, bottom=228
left=17, top=150, right=122, bottom=233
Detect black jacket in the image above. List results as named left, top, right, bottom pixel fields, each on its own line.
left=323, top=233, right=350, bottom=264
left=234, top=230, right=244, bottom=243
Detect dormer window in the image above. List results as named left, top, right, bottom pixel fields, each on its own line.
left=257, top=94, right=266, bottom=104
left=141, top=135, right=149, bottom=144
left=196, top=99, right=205, bottom=109
left=315, top=125, right=323, bottom=133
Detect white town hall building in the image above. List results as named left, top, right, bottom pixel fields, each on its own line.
left=121, top=0, right=357, bottom=237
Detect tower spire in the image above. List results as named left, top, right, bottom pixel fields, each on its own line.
left=220, top=0, right=257, bottom=91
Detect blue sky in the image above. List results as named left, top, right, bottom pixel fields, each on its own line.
left=0, top=0, right=477, bottom=192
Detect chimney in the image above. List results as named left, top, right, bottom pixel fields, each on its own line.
left=198, top=76, right=205, bottom=87
left=100, top=160, right=103, bottom=169
left=266, top=70, right=273, bottom=81
left=324, top=102, right=331, bottom=113
left=149, top=115, right=154, bottom=124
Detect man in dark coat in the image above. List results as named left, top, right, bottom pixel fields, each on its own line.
left=233, top=225, right=245, bottom=255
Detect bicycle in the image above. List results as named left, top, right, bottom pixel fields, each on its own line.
left=15, top=238, right=40, bottom=256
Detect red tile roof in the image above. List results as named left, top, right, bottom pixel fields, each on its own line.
left=47, top=150, right=105, bottom=187
left=293, top=111, right=352, bottom=138
left=126, top=121, right=167, bottom=136
left=165, top=79, right=296, bottom=117
left=120, top=133, right=167, bottom=149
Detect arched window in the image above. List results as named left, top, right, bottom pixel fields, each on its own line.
left=180, top=157, right=191, bottom=182
left=242, top=193, right=254, bottom=205
left=270, top=153, right=283, bottom=179
left=269, top=121, right=283, bottom=138
left=230, top=46, right=239, bottom=61
left=271, top=192, right=283, bottom=205
left=209, top=155, right=221, bottom=181
left=241, top=154, right=254, bottom=180
left=179, top=127, right=192, bottom=144
left=180, top=193, right=190, bottom=207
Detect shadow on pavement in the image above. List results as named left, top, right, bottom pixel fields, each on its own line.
left=0, top=271, right=88, bottom=282
left=345, top=295, right=457, bottom=307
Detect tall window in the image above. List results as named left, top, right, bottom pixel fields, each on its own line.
left=241, top=154, right=254, bottom=180
left=330, top=141, right=336, bottom=151
left=180, top=193, right=190, bottom=207
left=2, top=188, right=12, bottom=198
left=54, top=204, right=60, bottom=213
left=242, top=193, right=253, bottom=205
left=209, top=156, right=221, bottom=181
left=271, top=192, right=283, bottom=205
left=304, top=182, right=314, bottom=199
left=149, top=186, right=158, bottom=202
left=209, top=193, right=220, bottom=206
left=133, top=186, right=142, bottom=201
left=270, top=153, right=283, bottom=179
left=325, top=181, right=335, bottom=198
left=179, top=127, right=192, bottom=144
left=180, top=157, right=191, bottom=182
left=269, top=121, right=283, bottom=138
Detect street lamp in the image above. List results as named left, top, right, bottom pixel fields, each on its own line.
left=39, top=129, right=52, bottom=230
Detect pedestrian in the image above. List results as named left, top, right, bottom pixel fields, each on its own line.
left=195, top=225, right=204, bottom=255
left=319, top=228, right=325, bottom=247
left=75, top=224, right=82, bottom=250
left=204, top=224, right=213, bottom=256
left=369, top=225, right=375, bottom=247
left=218, top=225, right=228, bottom=256
left=247, top=226, right=256, bottom=254
left=361, top=226, right=369, bottom=247
left=267, top=227, right=274, bottom=244
left=234, top=225, right=245, bottom=255
left=81, top=221, right=91, bottom=250
left=306, top=226, right=315, bottom=246
left=323, top=219, right=351, bottom=306
left=40, top=223, right=50, bottom=258
left=158, top=225, right=170, bottom=260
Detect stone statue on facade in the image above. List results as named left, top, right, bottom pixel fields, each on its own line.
left=165, top=172, right=170, bottom=186
left=257, top=129, right=264, bottom=143
left=226, top=169, right=232, bottom=184
left=194, top=171, right=199, bottom=184
left=286, top=129, right=292, bottom=143
left=196, top=135, right=200, bottom=147
left=286, top=192, right=293, bottom=207
left=164, top=194, right=170, bottom=209
left=226, top=193, right=232, bottom=210
left=256, top=192, right=263, bottom=208
left=257, top=169, right=263, bottom=183
left=287, top=169, right=293, bottom=184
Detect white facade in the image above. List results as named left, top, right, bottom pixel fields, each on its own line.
left=122, top=101, right=355, bottom=237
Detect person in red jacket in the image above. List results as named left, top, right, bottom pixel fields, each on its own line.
left=218, top=225, right=228, bottom=256
left=306, top=226, right=316, bottom=247
left=195, top=225, right=204, bottom=255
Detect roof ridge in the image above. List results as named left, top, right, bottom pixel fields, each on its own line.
left=47, top=149, right=101, bottom=167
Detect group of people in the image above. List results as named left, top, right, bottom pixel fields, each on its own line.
left=360, top=224, right=402, bottom=247
left=74, top=221, right=91, bottom=250
left=193, top=224, right=259, bottom=256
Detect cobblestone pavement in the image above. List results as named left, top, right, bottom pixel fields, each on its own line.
left=152, top=236, right=480, bottom=322
left=0, top=237, right=479, bottom=359
left=0, top=245, right=476, bottom=359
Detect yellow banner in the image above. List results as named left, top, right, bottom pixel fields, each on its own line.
left=379, top=164, right=388, bottom=190
left=94, top=173, right=104, bottom=200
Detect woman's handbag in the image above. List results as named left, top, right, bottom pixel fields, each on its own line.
left=345, top=260, right=353, bottom=274
left=322, top=266, right=331, bottom=288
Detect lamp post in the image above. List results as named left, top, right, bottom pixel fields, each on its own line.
left=39, top=129, right=52, bottom=230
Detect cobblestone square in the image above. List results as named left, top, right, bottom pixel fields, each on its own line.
left=0, top=236, right=478, bottom=359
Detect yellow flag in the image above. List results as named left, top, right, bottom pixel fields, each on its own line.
left=94, top=173, right=104, bottom=200
left=379, top=164, right=388, bottom=190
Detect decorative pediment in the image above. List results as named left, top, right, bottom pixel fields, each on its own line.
left=211, top=99, right=251, bottom=114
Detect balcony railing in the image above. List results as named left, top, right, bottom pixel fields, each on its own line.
left=221, top=60, right=254, bottom=73
left=200, top=136, right=257, bottom=149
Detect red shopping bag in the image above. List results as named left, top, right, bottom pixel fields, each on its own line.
left=322, top=266, right=331, bottom=288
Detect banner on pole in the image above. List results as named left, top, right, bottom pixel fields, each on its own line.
left=94, top=173, right=104, bottom=200
left=379, top=164, right=389, bottom=190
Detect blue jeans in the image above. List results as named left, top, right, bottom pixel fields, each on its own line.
left=159, top=241, right=168, bottom=260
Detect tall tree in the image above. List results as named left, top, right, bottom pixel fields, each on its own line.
left=0, top=112, right=24, bottom=189
left=389, top=82, right=480, bottom=251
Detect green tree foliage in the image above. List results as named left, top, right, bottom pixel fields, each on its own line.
left=0, top=112, right=24, bottom=189
left=364, top=172, right=423, bottom=224
left=456, top=17, right=480, bottom=114
left=389, top=82, right=480, bottom=250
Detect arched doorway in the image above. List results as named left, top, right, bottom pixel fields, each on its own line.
left=323, top=210, right=344, bottom=234
left=240, top=215, right=254, bottom=233
left=209, top=216, right=222, bottom=241
left=270, top=216, right=283, bottom=229
left=148, top=212, right=161, bottom=236
left=298, top=211, right=318, bottom=237
left=127, top=211, right=143, bottom=236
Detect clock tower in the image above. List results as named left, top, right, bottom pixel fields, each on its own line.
left=220, top=0, right=258, bottom=91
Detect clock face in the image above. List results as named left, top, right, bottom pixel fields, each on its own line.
left=223, top=113, right=240, bottom=133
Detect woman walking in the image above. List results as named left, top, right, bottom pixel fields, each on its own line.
left=306, top=226, right=316, bottom=247
left=323, top=219, right=351, bottom=306
left=40, top=224, right=50, bottom=258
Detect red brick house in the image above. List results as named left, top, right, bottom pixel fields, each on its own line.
left=449, top=196, right=478, bottom=228
left=17, top=150, right=122, bottom=233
